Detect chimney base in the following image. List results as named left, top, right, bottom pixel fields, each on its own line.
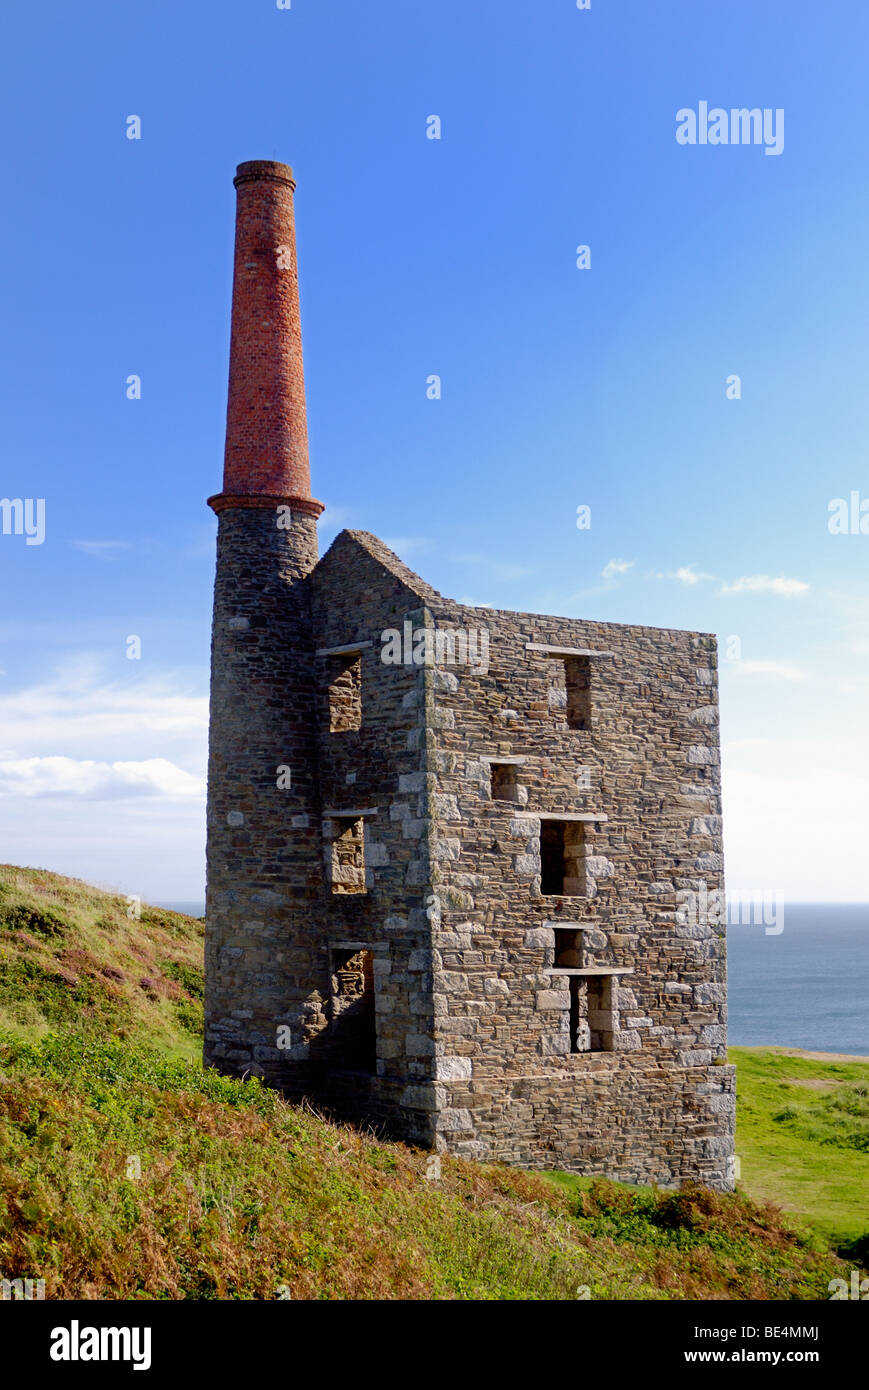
left=207, top=492, right=325, bottom=518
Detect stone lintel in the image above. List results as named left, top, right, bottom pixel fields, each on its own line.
left=329, top=940, right=389, bottom=954
left=525, top=643, right=617, bottom=658
left=315, top=641, right=374, bottom=657
left=545, top=966, right=635, bottom=977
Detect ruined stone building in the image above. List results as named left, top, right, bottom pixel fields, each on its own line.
left=205, top=159, right=735, bottom=1189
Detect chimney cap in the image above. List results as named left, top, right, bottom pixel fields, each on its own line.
left=233, top=159, right=296, bottom=189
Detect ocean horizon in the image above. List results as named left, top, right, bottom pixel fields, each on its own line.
left=726, top=901, right=869, bottom=1057
left=153, top=899, right=869, bottom=1059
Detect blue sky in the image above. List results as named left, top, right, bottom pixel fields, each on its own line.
left=0, top=0, right=867, bottom=900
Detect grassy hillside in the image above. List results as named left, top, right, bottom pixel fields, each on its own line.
left=0, top=864, right=203, bottom=1060
left=732, top=1045, right=869, bottom=1263
left=0, top=865, right=858, bottom=1300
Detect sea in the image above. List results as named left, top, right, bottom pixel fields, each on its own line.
left=153, top=899, right=869, bottom=1058
left=726, top=902, right=869, bottom=1056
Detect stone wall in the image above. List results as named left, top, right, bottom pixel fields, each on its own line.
left=412, top=595, right=734, bottom=1187
left=301, top=532, right=444, bottom=1141
left=206, top=525, right=734, bottom=1187
left=204, top=506, right=323, bottom=1085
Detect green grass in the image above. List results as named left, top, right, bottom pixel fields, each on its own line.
left=0, top=864, right=204, bottom=1061
left=731, top=1045, right=869, bottom=1263
left=0, top=865, right=861, bottom=1299
left=0, top=1030, right=845, bottom=1300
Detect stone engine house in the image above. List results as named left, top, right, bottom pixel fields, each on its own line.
left=205, top=159, right=736, bottom=1189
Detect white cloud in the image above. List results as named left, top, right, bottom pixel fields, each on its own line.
left=837, top=674, right=869, bottom=694
left=722, top=735, right=869, bottom=900
left=720, top=574, right=810, bottom=598
left=0, top=658, right=207, bottom=755
left=731, top=659, right=806, bottom=682
left=601, top=558, right=635, bottom=582
left=0, top=659, right=208, bottom=898
left=0, top=756, right=204, bottom=800
left=651, top=564, right=716, bottom=585
left=71, top=540, right=131, bottom=558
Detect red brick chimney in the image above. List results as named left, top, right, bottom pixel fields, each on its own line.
left=209, top=160, right=323, bottom=518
